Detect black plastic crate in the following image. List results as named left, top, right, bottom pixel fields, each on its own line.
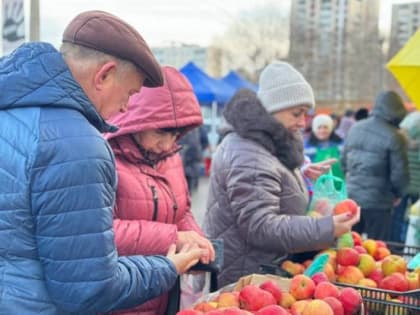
left=337, top=283, right=420, bottom=315
left=386, top=241, right=420, bottom=262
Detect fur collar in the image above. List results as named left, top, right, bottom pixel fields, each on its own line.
left=223, top=89, right=304, bottom=170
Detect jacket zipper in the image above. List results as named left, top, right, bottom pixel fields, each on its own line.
left=150, top=186, right=158, bottom=221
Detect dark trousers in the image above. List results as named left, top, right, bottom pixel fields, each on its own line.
left=391, top=194, right=419, bottom=243
left=353, top=208, right=392, bottom=241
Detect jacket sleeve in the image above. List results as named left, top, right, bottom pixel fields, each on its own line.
left=389, top=132, right=409, bottom=197
left=113, top=218, right=178, bottom=255
left=225, top=153, right=335, bottom=254
left=31, top=135, right=177, bottom=313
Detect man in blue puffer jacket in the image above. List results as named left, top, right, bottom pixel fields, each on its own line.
left=0, top=11, right=203, bottom=314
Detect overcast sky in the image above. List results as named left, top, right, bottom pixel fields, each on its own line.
left=38, top=0, right=418, bottom=48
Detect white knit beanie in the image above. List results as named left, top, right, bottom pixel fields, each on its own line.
left=312, top=114, right=334, bottom=133
left=257, top=61, right=315, bottom=114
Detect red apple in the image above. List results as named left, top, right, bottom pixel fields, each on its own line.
left=379, top=273, right=409, bottom=292
left=239, top=285, right=277, bottom=311
left=339, top=287, right=362, bottom=315
left=260, top=280, right=282, bottom=302
left=336, top=266, right=364, bottom=285
left=374, top=247, right=391, bottom=261
left=314, top=282, right=340, bottom=299
left=255, top=305, right=289, bottom=315
left=351, top=231, right=363, bottom=246
left=336, top=248, right=360, bottom=266
left=289, top=275, right=316, bottom=300
left=333, top=199, right=358, bottom=217
left=353, top=245, right=367, bottom=254
left=323, top=297, right=344, bottom=315
left=311, top=272, right=329, bottom=285
left=368, top=269, right=384, bottom=286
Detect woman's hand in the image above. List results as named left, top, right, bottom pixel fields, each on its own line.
left=332, top=207, right=361, bottom=238
left=303, top=158, right=338, bottom=181
left=176, top=231, right=216, bottom=264
left=166, top=243, right=204, bottom=274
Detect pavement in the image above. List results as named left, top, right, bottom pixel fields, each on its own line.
left=190, top=176, right=210, bottom=227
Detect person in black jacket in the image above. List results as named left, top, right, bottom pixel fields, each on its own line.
left=341, top=91, right=408, bottom=240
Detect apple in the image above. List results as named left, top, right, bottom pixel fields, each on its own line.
left=312, top=198, right=334, bottom=216
left=289, top=275, right=316, bottom=300
left=255, top=305, right=289, bottom=315
left=218, top=292, right=240, bottom=308
left=336, top=266, right=364, bottom=285
left=290, top=300, right=309, bottom=315
left=376, top=240, right=387, bottom=248
left=358, top=278, right=378, bottom=288
left=381, top=255, right=407, bottom=276
left=333, top=199, right=358, bottom=217
left=281, top=260, right=305, bottom=276
left=351, top=231, right=363, bottom=246
left=357, top=253, right=376, bottom=276
left=278, top=291, right=296, bottom=309
left=311, top=272, right=329, bottom=285
left=379, top=273, right=409, bottom=292
left=323, top=263, right=337, bottom=282
left=194, top=302, right=218, bottom=312
left=362, top=239, right=377, bottom=256
left=374, top=247, right=391, bottom=261
left=260, top=280, right=282, bottom=302
left=177, top=310, right=203, bottom=315
left=353, top=245, right=367, bottom=254
left=336, top=248, right=360, bottom=266
left=239, top=285, right=277, bottom=311
left=406, top=272, right=419, bottom=290
left=323, top=297, right=344, bottom=315
left=368, top=269, right=384, bottom=286
left=313, top=282, right=340, bottom=299
left=339, top=287, right=362, bottom=315
left=302, top=299, right=333, bottom=315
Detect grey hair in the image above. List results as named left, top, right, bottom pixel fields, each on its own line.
left=60, top=42, right=138, bottom=77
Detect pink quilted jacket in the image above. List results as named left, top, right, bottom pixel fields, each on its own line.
left=105, top=66, right=204, bottom=315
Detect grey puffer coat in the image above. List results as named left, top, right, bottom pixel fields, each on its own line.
left=203, top=90, right=335, bottom=287
left=341, top=91, right=408, bottom=210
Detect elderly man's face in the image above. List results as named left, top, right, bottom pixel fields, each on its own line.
left=99, top=67, right=145, bottom=120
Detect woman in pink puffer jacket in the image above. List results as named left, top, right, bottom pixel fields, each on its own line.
left=105, top=66, right=215, bottom=315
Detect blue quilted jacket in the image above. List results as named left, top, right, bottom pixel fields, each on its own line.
left=0, top=43, right=177, bottom=314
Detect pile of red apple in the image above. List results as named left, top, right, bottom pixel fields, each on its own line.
left=281, top=232, right=420, bottom=294
left=177, top=276, right=362, bottom=315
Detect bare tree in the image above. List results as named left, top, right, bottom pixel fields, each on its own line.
left=207, top=4, right=289, bottom=82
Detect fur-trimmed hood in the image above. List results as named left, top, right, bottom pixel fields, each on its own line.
left=222, top=89, right=304, bottom=170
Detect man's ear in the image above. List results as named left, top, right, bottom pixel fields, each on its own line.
left=94, top=61, right=117, bottom=90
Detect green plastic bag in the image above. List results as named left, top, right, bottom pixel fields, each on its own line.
left=307, top=174, right=353, bottom=248
left=313, top=146, right=344, bottom=183
left=307, top=174, right=347, bottom=216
